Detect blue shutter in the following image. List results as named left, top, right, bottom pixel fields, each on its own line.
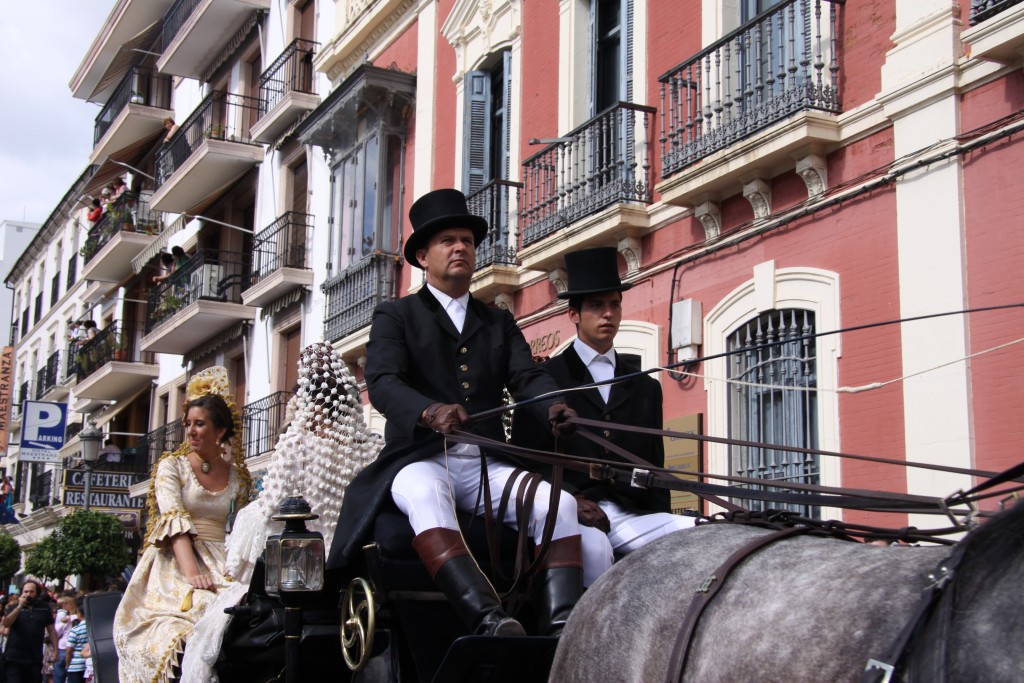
left=462, top=70, right=491, bottom=194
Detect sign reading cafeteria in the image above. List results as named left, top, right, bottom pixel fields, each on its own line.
left=18, top=401, right=68, bottom=463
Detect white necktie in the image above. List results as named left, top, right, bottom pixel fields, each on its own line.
left=447, top=299, right=466, bottom=333
left=590, top=355, right=614, bottom=403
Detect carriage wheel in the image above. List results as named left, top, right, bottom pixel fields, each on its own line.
left=340, top=577, right=376, bottom=672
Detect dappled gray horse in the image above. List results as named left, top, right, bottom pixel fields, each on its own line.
left=551, top=502, right=1024, bottom=682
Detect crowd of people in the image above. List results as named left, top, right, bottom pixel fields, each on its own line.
left=84, top=178, right=130, bottom=231
left=0, top=580, right=95, bottom=683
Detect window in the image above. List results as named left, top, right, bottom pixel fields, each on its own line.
left=727, top=309, right=818, bottom=517
left=332, top=130, right=403, bottom=271
left=591, top=0, right=632, bottom=115
left=463, top=51, right=511, bottom=193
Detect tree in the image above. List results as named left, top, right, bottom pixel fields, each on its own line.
left=25, top=510, right=130, bottom=590
left=0, top=533, right=20, bottom=588
left=24, top=533, right=61, bottom=584
left=54, top=510, right=131, bottom=589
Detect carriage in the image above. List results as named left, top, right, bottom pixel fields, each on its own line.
left=202, top=417, right=1023, bottom=683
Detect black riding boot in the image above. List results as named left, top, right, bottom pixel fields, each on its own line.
left=535, top=535, right=584, bottom=637
left=413, top=528, right=526, bottom=637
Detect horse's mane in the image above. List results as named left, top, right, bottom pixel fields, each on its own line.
left=953, top=501, right=1024, bottom=597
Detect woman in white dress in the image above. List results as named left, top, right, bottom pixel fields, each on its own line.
left=113, top=367, right=252, bottom=683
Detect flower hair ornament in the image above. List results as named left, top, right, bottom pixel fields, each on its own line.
left=142, top=366, right=253, bottom=546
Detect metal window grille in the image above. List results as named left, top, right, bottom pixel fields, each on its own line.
left=970, top=0, right=1024, bottom=25
left=241, top=391, right=293, bottom=460
left=727, top=309, right=819, bottom=517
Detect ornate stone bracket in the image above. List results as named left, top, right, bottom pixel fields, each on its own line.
left=548, top=267, right=568, bottom=296
left=743, top=179, right=772, bottom=220
left=493, top=292, right=513, bottom=311
left=796, top=154, right=828, bottom=198
left=617, top=236, right=642, bottom=274
left=695, top=200, right=722, bottom=241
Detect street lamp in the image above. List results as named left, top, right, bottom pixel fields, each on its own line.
left=79, top=421, right=103, bottom=511
left=264, top=497, right=324, bottom=683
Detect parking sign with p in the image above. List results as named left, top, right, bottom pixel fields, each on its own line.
left=19, top=401, right=68, bottom=462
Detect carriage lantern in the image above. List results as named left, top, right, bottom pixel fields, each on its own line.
left=265, top=496, right=325, bottom=596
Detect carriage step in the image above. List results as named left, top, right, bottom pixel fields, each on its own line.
left=430, top=635, right=559, bottom=683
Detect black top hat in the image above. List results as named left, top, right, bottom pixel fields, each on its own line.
left=557, top=247, right=633, bottom=299
left=403, top=189, right=488, bottom=268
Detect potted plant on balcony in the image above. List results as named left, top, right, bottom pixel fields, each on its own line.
left=130, top=91, right=145, bottom=104
left=79, top=240, right=99, bottom=261
left=155, top=293, right=184, bottom=318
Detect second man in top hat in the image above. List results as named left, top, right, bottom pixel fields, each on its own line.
left=511, top=246, right=696, bottom=587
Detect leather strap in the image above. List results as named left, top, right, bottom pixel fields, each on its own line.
left=665, top=526, right=811, bottom=682
left=411, top=528, right=470, bottom=578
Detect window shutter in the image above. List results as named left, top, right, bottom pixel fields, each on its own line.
left=501, top=50, right=513, bottom=180
left=463, top=70, right=491, bottom=194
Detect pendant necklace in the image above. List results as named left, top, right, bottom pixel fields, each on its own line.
left=201, top=460, right=211, bottom=474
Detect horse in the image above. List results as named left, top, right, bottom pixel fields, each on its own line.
left=549, top=502, right=1024, bottom=683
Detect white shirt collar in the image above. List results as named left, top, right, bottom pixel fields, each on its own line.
left=573, top=338, right=616, bottom=367
left=427, top=283, right=470, bottom=311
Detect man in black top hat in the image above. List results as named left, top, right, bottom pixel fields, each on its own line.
left=511, top=247, right=695, bottom=587
left=2, top=579, right=59, bottom=683
left=329, top=188, right=583, bottom=637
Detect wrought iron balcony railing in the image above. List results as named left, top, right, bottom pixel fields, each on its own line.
left=521, top=101, right=656, bottom=247
left=259, top=38, right=319, bottom=116
left=81, top=190, right=160, bottom=264
left=94, top=67, right=173, bottom=145
left=63, top=341, right=80, bottom=382
left=134, top=420, right=186, bottom=473
left=36, top=350, right=61, bottom=397
left=14, top=381, right=32, bottom=419
left=466, top=180, right=522, bottom=269
left=75, top=321, right=153, bottom=382
left=155, top=91, right=262, bottom=187
left=971, top=0, right=1024, bottom=24
left=29, top=470, right=55, bottom=510
left=322, top=252, right=400, bottom=343
left=659, top=0, right=841, bottom=177
left=146, top=249, right=252, bottom=333
left=162, top=0, right=202, bottom=50
left=242, top=391, right=293, bottom=460
left=251, top=211, right=313, bottom=286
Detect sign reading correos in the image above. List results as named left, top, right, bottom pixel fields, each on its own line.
left=19, top=401, right=68, bottom=463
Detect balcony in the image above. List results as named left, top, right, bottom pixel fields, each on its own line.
left=81, top=190, right=162, bottom=283
left=964, top=0, right=1024, bottom=62
left=322, top=252, right=400, bottom=354
left=657, top=0, right=842, bottom=208
left=91, top=67, right=173, bottom=164
left=158, top=0, right=271, bottom=80
left=519, top=102, right=656, bottom=272
left=36, top=350, right=66, bottom=401
left=466, top=180, right=522, bottom=302
left=10, top=382, right=32, bottom=427
left=74, top=322, right=158, bottom=402
left=29, top=470, right=56, bottom=510
left=150, top=91, right=263, bottom=213
left=242, top=391, right=293, bottom=464
left=131, top=420, right=185, bottom=476
left=251, top=39, right=320, bottom=144
left=242, top=212, right=314, bottom=308
left=141, top=249, right=256, bottom=354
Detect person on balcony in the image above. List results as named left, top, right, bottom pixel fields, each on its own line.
left=152, top=247, right=188, bottom=285
left=0, top=476, right=16, bottom=524
left=328, top=188, right=584, bottom=637
left=85, top=199, right=102, bottom=227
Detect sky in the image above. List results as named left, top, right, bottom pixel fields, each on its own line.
left=0, top=2, right=109, bottom=225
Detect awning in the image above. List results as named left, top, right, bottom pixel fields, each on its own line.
left=88, top=20, right=164, bottom=103
left=182, top=322, right=250, bottom=366
left=259, top=288, right=306, bottom=320
left=83, top=130, right=165, bottom=199
left=131, top=213, right=191, bottom=274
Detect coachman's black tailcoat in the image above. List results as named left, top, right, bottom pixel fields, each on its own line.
left=510, top=345, right=669, bottom=514
left=327, top=287, right=561, bottom=569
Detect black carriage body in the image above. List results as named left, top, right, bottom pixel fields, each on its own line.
left=216, top=504, right=558, bottom=682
